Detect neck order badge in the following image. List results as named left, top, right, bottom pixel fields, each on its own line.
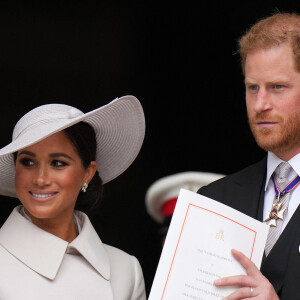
left=264, top=174, right=300, bottom=227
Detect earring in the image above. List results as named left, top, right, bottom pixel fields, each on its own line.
left=81, top=182, right=88, bottom=193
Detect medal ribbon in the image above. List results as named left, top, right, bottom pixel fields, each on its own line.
left=271, top=174, right=300, bottom=198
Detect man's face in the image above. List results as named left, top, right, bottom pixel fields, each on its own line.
left=245, top=43, right=300, bottom=160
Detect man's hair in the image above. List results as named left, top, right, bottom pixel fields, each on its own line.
left=238, top=12, right=300, bottom=74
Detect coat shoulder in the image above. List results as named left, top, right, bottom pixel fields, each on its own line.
left=198, top=157, right=267, bottom=200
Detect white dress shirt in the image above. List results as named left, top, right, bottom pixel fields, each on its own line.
left=0, top=206, right=146, bottom=300
left=264, top=152, right=300, bottom=232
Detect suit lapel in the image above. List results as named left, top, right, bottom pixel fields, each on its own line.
left=223, top=157, right=267, bottom=220
left=261, top=201, right=300, bottom=294
left=279, top=221, right=300, bottom=299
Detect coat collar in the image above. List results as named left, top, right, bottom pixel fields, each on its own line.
left=0, top=206, right=110, bottom=281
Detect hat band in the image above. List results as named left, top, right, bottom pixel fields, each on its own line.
left=13, top=109, right=83, bottom=140
left=161, top=197, right=177, bottom=217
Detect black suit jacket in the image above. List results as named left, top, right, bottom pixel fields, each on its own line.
left=198, top=157, right=300, bottom=299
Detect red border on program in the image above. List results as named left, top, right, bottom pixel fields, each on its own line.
left=160, top=203, right=257, bottom=299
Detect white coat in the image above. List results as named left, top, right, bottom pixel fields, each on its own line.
left=0, top=206, right=146, bottom=300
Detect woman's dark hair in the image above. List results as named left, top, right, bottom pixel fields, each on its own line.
left=63, top=121, right=103, bottom=214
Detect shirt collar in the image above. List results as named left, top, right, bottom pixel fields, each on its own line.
left=265, top=152, right=300, bottom=191
left=0, top=206, right=110, bottom=281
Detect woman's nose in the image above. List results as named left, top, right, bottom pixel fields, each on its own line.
left=32, top=167, right=50, bottom=186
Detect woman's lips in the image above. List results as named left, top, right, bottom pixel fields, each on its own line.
left=30, top=192, right=57, bottom=201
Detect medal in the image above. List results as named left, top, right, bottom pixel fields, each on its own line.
left=264, top=173, right=300, bottom=227
left=264, top=194, right=286, bottom=227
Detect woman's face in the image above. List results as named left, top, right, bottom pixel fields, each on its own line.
left=14, top=131, right=96, bottom=223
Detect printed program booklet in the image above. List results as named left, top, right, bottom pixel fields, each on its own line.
left=148, top=189, right=269, bottom=300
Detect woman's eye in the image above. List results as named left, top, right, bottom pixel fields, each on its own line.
left=19, top=158, right=34, bottom=167
left=52, top=160, right=68, bottom=168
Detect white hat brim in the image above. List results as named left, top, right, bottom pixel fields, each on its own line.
left=0, top=95, right=145, bottom=198
left=145, top=171, right=225, bottom=223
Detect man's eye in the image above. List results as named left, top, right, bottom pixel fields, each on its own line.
left=274, top=84, right=283, bottom=89
left=19, top=158, right=34, bottom=167
left=52, top=160, right=68, bottom=167
left=247, top=85, right=258, bottom=91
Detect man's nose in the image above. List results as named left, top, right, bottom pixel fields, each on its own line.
left=254, top=89, right=272, bottom=113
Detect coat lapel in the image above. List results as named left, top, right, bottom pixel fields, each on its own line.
left=70, top=211, right=111, bottom=280
left=221, top=157, right=267, bottom=219
left=261, top=200, right=300, bottom=295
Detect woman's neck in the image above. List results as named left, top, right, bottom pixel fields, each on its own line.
left=24, top=208, right=78, bottom=243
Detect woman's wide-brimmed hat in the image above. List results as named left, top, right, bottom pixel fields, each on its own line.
left=0, top=95, right=145, bottom=198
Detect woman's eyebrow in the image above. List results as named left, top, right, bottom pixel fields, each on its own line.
left=17, top=151, right=74, bottom=161
left=49, top=153, right=74, bottom=160
left=18, top=150, right=35, bottom=157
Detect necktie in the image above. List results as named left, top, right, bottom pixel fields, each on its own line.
left=265, top=162, right=292, bottom=256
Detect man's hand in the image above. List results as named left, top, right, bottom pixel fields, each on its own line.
left=214, top=249, right=279, bottom=300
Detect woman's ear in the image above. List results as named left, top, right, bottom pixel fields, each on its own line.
left=84, top=161, right=97, bottom=184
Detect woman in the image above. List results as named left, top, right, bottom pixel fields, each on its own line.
left=0, top=95, right=146, bottom=299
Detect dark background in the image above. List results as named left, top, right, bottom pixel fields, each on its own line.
left=0, top=0, right=299, bottom=296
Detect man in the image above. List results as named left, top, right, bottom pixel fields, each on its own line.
left=198, top=12, right=300, bottom=299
